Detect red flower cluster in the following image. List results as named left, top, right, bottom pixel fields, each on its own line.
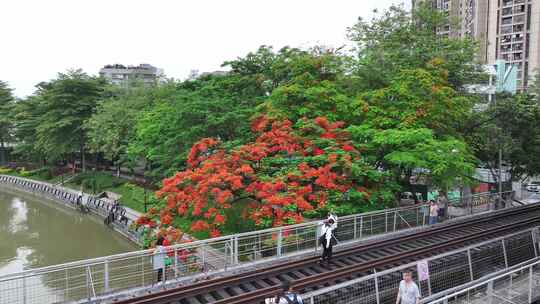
left=139, top=116, right=371, bottom=237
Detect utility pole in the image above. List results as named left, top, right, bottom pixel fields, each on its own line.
left=489, top=72, right=504, bottom=205
left=499, top=147, right=503, bottom=202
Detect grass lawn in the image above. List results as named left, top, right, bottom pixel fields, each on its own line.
left=64, top=171, right=151, bottom=213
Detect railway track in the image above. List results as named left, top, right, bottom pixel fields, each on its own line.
left=115, top=204, right=540, bottom=304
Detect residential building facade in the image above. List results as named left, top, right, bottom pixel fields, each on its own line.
left=99, top=64, right=163, bottom=87
left=413, top=0, right=540, bottom=90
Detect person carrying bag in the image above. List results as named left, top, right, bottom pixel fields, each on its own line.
left=318, top=213, right=338, bottom=266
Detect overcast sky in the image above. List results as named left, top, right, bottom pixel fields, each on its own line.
left=1, top=0, right=409, bottom=97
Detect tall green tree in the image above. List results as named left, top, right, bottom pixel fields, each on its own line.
left=33, top=70, right=106, bottom=170
left=347, top=3, right=483, bottom=92
left=10, top=96, right=46, bottom=162
left=86, top=84, right=157, bottom=175
left=467, top=93, right=540, bottom=183
left=129, top=76, right=260, bottom=178
left=0, top=81, right=14, bottom=164
left=347, top=65, right=476, bottom=201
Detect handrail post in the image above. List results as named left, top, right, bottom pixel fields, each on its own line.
left=532, top=228, right=539, bottom=257
left=104, top=259, right=110, bottom=292
left=277, top=228, right=283, bottom=257
left=86, top=266, right=91, bottom=302
left=501, top=239, right=508, bottom=268
left=353, top=216, right=357, bottom=239
left=385, top=211, right=388, bottom=233
left=467, top=248, right=474, bottom=281
left=487, top=280, right=493, bottom=304
left=359, top=216, right=363, bottom=239
left=174, top=248, right=178, bottom=278
left=233, top=236, right=239, bottom=265
left=22, top=274, right=27, bottom=304
left=374, top=270, right=380, bottom=304
left=393, top=211, right=397, bottom=232
left=528, top=265, right=533, bottom=303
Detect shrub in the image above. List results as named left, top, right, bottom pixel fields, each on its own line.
left=0, top=167, right=13, bottom=174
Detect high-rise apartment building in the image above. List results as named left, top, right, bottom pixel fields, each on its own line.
left=413, top=0, right=540, bottom=90
left=99, top=64, right=163, bottom=87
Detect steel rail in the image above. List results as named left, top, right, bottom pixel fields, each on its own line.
left=214, top=216, right=540, bottom=304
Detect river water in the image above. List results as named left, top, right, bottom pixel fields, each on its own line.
left=0, top=188, right=137, bottom=276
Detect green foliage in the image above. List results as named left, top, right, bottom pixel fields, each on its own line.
left=347, top=66, right=477, bottom=192
left=347, top=3, right=484, bottom=91
left=85, top=84, right=155, bottom=170
left=0, top=167, right=13, bottom=174
left=129, top=73, right=264, bottom=178
left=69, top=171, right=124, bottom=193
left=0, top=81, right=14, bottom=163
left=34, top=70, right=106, bottom=163
left=465, top=93, right=540, bottom=181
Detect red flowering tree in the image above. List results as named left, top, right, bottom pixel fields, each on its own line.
left=136, top=116, right=389, bottom=238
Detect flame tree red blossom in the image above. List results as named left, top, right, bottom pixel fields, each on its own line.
left=136, top=116, right=389, bottom=237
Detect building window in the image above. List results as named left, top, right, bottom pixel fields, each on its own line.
left=501, top=25, right=513, bottom=34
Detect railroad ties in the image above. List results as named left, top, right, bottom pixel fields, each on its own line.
left=115, top=204, right=540, bottom=304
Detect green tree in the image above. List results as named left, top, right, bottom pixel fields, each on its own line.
left=467, top=93, right=540, bottom=183
left=33, top=70, right=106, bottom=170
left=0, top=81, right=14, bottom=164
left=86, top=84, right=156, bottom=175
left=347, top=3, right=483, bottom=92
left=10, top=96, right=46, bottom=162
left=129, top=76, right=259, bottom=178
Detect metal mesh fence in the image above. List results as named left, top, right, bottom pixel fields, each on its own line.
left=303, top=228, right=539, bottom=304
left=427, top=261, right=540, bottom=304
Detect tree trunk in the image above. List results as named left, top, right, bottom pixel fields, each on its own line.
left=81, top=144, right=86, bottom=173
left=0, top=137, right=5, bottom=165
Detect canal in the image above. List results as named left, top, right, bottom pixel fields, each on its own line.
left=0, top=188, right=137, bottom=276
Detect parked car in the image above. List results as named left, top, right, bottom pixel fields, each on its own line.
left=522, top=193, right=540, bottom=204
left=525, top=182, right=540, bottom=192
left=400, top=192, right=424, bottom=205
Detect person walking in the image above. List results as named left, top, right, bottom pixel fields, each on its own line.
left=153, top=236, right=166, bottom=284
left=265, top=281, right=303, bottom=304
left=319, top=214, right=338, bottom=266
left=429, top=200, right=439, bottom=225
left=76, top=189, right=83, bottom=206
left=396, top=271, right=421, bottom=304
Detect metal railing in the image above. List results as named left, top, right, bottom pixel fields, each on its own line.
left=301, top=227, right=540, bottom=304
left=426, top=258, right=540, bottom=304
left=0, top=175, right=142, bottom=244
left=0, top=175, right=516, bottom=304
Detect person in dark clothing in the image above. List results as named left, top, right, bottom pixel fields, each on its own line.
left=265, top=280, right=303, bottom=304
left=319, top=214, right=338, bottom=266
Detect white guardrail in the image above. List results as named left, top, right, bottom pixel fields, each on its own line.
left=426, top=256, right=540, bottom=304
left=0, top=174, right=515, bottom=304
left=301, top=228, right=540, bottom=304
